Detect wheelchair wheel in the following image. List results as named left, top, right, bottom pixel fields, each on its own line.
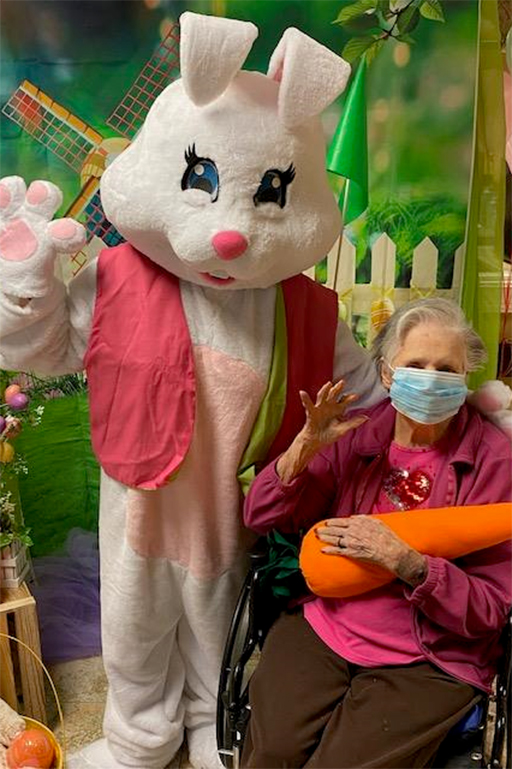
left=217, top=567, right=262, bottom=769
left=216, top=534, right=308, bottom=768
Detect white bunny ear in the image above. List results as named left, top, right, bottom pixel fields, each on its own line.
left=179, top=12, right=258, bottom=107
left=268, top=28, right=351, bottom=128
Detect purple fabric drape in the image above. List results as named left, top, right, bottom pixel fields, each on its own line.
left=31, top=528, right=101, bottom=664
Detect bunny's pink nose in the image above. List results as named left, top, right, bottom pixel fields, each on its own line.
left=211, top=231, right=248, bottom=260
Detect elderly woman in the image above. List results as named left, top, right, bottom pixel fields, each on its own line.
left=241, top=298, right=512, bottom=769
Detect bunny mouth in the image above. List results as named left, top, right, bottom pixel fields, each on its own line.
left=200, top=271, right=236, bottom=286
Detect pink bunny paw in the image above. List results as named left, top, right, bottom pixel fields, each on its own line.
left=0, top=176, right=86, bottom=298
left=48, top=217, right=88, bottom=253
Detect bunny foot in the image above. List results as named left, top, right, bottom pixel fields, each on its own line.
left=67, top=738, right=130, bottom=769
left=187, top=725, right=224, bottom=769
left=67, top=737, right=177, bottom=769
left=0, top=176, right=86, bottom=297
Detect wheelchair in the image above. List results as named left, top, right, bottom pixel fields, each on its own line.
left=217, top=539, right=512, bottom=769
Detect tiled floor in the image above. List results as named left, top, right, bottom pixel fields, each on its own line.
left=48, top=657, right=106, bottom=753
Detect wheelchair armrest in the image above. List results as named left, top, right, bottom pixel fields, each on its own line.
left=488, top=611, right=512, bottom=769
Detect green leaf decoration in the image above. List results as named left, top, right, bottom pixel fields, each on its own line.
left=258, top=530, right=307, bottom=601
left=342, top=35, right=376, bottom=62
left=377, top=0, right=392, bottom=19
left=335, top=0, right=377, bottom=25
left=419, top=0, right=445, bottom=22
left=20, top=530, right=33, bottom=548
left=397, top=5, right=421, bottom=34
left=334, top=0, right=445, bottom=66
left=343, top=13, right=381, bottom=34
left=364, top=38, right=385, bottom=64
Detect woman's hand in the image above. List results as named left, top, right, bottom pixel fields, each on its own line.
left=276, top=381, right=368, bottom=483
left=299, top=380, right=365, bottom=449
left=316, top=517, right=428, bottom=588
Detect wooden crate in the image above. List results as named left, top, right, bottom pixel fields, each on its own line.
left=0, top=582, right=46, bottom=723
left=0, top=541, right=30, bottom=588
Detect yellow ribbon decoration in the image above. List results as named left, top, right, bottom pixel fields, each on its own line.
left=409, top=284, right=436, bottom=300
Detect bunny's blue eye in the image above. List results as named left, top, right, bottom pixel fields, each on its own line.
left=181, top=145, right=219, bottom=201
left=253, top=165, right=296, bottom=209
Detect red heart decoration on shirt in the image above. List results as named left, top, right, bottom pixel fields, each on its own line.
left=383, top=467, right=432, bottom=511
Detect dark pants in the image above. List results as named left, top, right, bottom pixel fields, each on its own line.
left=242, top=612, right=480, bottom=768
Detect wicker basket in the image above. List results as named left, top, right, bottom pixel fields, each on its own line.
left=0, top=541, right=29, bottom=588
left=0, top=631, right=66, bottom=767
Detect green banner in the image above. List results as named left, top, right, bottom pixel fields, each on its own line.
left=327, top=59, right=368, bottom=225
left=461, top=0, right=506, bottom=388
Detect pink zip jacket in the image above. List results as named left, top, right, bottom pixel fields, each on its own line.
left=244, top=399, right=512, bottom=692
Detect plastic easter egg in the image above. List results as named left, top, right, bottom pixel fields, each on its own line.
left=6, top=728, right=55, bottom=769
left=4, top=384, right=21, bottom=402
left=0, top=441, right=15, bottom=463
left=0, top=416, right=6, bottom=433
left=7, top=393, right=29, bottom=411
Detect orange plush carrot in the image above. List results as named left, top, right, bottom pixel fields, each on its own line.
left=300, top=503, right=512, bottom=598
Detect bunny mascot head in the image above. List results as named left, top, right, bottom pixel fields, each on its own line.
left=100, top=12, right=350, bottom=289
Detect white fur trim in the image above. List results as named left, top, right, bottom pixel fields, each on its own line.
left=268, top=27, right=351, bottom=127
left=179, top=12, right=258, bottom=107
left=472, top=380, right=512, bottom=412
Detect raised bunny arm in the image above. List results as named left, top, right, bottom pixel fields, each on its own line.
left=0, top=260, right=96, bottom=375
left=333, top=320, right=387, bottom=411
left=0, top=176, right=95, bottom=375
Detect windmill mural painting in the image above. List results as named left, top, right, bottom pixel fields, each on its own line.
left=1, top=23, right=180, bottom=279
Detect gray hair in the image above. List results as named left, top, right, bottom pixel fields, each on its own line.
left=371, top=297, right=487, bottom=373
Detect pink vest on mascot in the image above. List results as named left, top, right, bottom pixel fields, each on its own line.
left=85, top=243, right=338, bottom=489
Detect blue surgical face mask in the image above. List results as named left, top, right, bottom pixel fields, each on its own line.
left=388, top=366, right=468, bottom=425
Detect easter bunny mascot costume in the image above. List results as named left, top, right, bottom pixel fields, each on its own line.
left=0, top=12, right=384, bottom=769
